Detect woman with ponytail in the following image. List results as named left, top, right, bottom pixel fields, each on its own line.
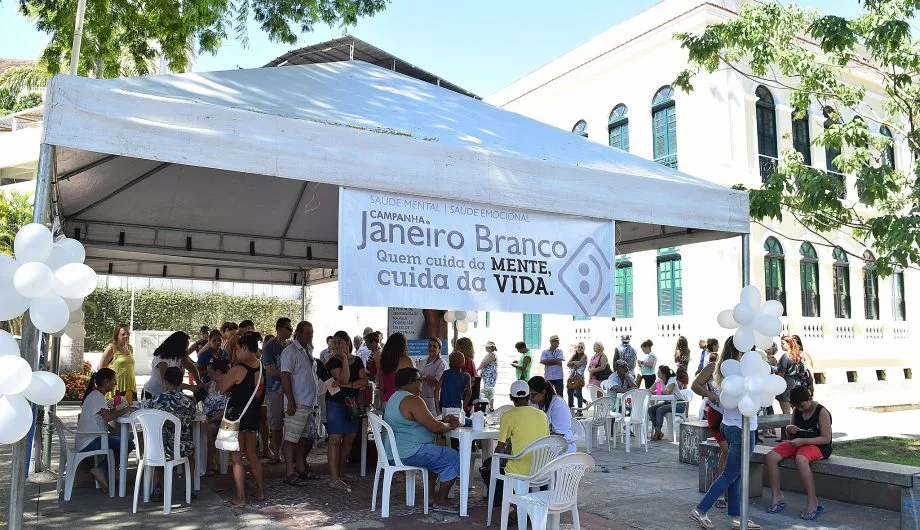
left=78, top=368, right=136, bottom=489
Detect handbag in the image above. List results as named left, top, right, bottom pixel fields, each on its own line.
left=216, top=362, right=262, bottom=452
left=595, top=364, right=613, bottom=381
left=566, top=372, right=585, bottom=390
left=344, top=395, right=364, bottom=421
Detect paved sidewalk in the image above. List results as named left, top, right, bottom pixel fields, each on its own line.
left=0, top=404, right=904, bottom=529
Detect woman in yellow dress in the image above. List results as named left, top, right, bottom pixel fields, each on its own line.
left=99, top=324, right=136, bottom=402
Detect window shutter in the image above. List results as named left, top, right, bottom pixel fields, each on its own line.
left=792, top=118, right=812, bottom=165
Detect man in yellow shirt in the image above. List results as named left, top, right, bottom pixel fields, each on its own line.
left=480, top=380, right=549, bottom=504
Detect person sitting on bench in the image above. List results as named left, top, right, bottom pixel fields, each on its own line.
left=765, top=386, right=832, bottom=521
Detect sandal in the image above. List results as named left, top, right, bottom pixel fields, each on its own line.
left=715, top=499, right=728, bottom=509
left=731, top=520, right=761, bottom=530
left=800, top=506, right=824, bottom=520
left=766, top=501, right=786, bottom=513
left=298, top=470, right=318, bottom=480
left=266, top=457, right=282, bottom=465
left=283, top=473, right=308, bottom=487
left=329, top=479, right=352, bottom=492
left=223, top=498, right=246, bottom=508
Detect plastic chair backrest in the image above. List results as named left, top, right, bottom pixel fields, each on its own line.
left=529, top=453, right=594, bottom=511
left=569, top=417, right=585, bottom=441
left=49, top=413, right=74, bottom=454
left=132, top=409, right=182, bottom=466
left=588, top=397, right=613, bottom=425
left=519, top=435, right=569, bottom=476
left=623, top=389, right=650, bottom=421
left=492, top=404, right=513, bottom=420
left=367, top=412, right=407, bottom=468
left=585, top=385, right=604, bottom=401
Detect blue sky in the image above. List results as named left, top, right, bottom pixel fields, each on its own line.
left=1, top=0, right=862, bottom=97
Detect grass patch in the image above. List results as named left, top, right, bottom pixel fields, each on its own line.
left=833, top=437, right=920, bottom=467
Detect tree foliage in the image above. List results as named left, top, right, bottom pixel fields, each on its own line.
left=675, top=0, right=920, bottom=276
left=0, top=64, right=49, bottom=114
left=84, top=287, right=305, bottom=350
left=18, top=0, right=390, bottom=78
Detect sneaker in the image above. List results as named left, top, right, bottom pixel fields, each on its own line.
left=689, top=508, right=714, bottom=529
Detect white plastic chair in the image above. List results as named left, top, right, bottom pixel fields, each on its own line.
left=662, top=391, right=692, bottom=440
left=585, top=385, right=605, bottom=402
left=486, top=435, right=568, bottom=527
left=501, top=453, right=595, bottom=530
left=367, top=412, right=429, bottom=518
left=574, top=397, right=614, bottom=453
left=130, top=409, right=191, bottom=514
left=491, top=404, right=513, bottom=421
left=618, top=389, right=650, bottom=453
left=50, top=412, right=115, bottom=501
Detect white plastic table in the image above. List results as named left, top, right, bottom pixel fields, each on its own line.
left=648, top=394, right=678, bottom=442
left=444, top=427, right=499, bottom=517
left=116, top=411, right=206, bottom=498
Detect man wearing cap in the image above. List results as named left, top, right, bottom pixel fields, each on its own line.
left=479, top=380, right=549, bottom=505
left=540, top=335, right=566, bottom=396
left=607, top=359, right=638, bottom=412
left=614, top=335, right=637, bottom=376
left=477, top=342, right=499, bottom=412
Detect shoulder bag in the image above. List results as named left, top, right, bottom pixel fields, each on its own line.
left=216, top=363, right=262, bottom=452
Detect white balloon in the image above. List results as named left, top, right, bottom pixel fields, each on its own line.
left=759, top=360, right=772, bottom=376
left=740, top=351, right=762, bottom=376
left=14, top=223, right=53, bottom=264
left=0, top=289, right=31, bottom=321
left=63, top=297, right=84, bottom=312
left=455, top=311, right=467, bottom=321
left=717, top=309, right=738, bottom=329
left=68, top=309, right=85, bottom=324
left=63, top=322, right=87, bottom=340
left=0, top=355, right=33, bottom=395
left=759, top=392, right=776, bottom=408
left=761, top=300, right=785, bottom=317
left=0, top=254, right=18, bottom=283
left=720, top=393, right=740, bottom=409
left=744, top=375, right=765, bottom=395
left=456, top=320, right=469, bottom=333
left=753, top=314, right=783, bottom=337
left=0, top=394, right=34, bottom=444
left=0, top=330, right=19, bottom=357
left=29, top=295, right=70, bottom=334
left=52, top=263, right=97, bottom=299
left=740, top=284, right=762, bottom=310
left=722, top=375, right=745, bottom=397
left=444, top=311, right=456, bottom=323
left=13, top=262, right=54, bottom=299
left=22, top=371, right=66, bottom=406
left=766, top=374, right=787, bottom=395
left=732, top=303, right=755, bottom=326
left=466, top=312, right=478, bottom=324
left=720, top=359, right=741, bottom=377
left=733, top=327, right=755, bottom=352
left=55, top=238, right=86, bottom=264
left=753, top=330, right=774, bottom=350
left=738, top=394, right=760, bottom=417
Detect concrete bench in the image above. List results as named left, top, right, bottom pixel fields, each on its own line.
left=699, top=440, right=920, bottom=529
left=680, top=414, right=791, bottom=465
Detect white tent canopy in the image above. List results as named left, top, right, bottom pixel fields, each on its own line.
left=39, top=61, right=748, bottom=285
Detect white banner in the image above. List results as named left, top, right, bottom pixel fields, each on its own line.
left=338, top=188, right=615, bottom=316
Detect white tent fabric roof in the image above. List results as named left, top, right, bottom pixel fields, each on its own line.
left=41, top=61, right=748, bottom=285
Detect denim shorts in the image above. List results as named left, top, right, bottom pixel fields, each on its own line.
left=402, top=443, right=460, bottom=483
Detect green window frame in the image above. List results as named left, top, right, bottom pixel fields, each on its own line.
left=572, top=120, right=588, bottom=138
left=615, top=257, right=634, bottom=319
left=763, top=237, right=786, bottom=315
left=832, top=247, right=851, bottom=319
left=863, top=251, right=879, bottom=320
left=800, top=242, right=820, bottom=317
left=652, top=86, right=677, bottom=169
left=608, top=104, right=629, bottom=151
left=756, top=86, right=778, bottom=182
left=880, top=125, right=895, bottom=170
left=792, top=116, right=812, bottom=166
left=657, top=248, right=682, bottom=316
left=523, top=313, right=542, bottom=350
left=894, top=272, right=906, bottom=321
left=485, top=311, right=491, bottom=328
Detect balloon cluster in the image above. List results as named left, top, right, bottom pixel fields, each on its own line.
left=0, top=223, right=96, bottom=336
left=0, top=330, right=67, bottom=444
left=444, top=310, right=478, bottom=333
left=718, top=351, right=787, bottom=417
left=716, top=285, right=783, bottom=351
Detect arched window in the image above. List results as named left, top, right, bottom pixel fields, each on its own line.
left=863, top=250, right=879, bottom=320
left=615, top=256, right=633, bottom=318
left=763, top=237, right=786, bottom=314
left=657, top=247, right=682, bottom=316
left=572, top=120, right=588, bottom=138
left=800, top=242, right=820, bottom=317
left=608, top=104, right=629, bottom=151
left=832, top=247, right=851, bottom=319
left=756, top=86, right=778, bottom=181
left=824, top=107, right=846, bottom=198
left=880, top=125, right=895, bottom=170
left=652, top=86, right=677, bottom=168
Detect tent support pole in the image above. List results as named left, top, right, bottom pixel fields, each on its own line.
left=9, top=143, right=55, bottom=530
left=301, top=273, right=307, bottom=321
left=740, top=232, right=751, bottom=530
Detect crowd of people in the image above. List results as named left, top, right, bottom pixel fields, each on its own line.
left=79, top=319, right=827, bottom=518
